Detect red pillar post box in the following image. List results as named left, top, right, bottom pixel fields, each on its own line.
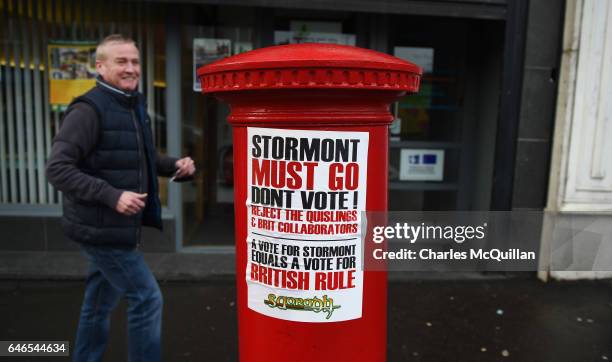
left=198, top=44, right=421, bottom=362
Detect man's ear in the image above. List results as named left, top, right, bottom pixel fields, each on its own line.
left=95, top=60, right=105, bottom=76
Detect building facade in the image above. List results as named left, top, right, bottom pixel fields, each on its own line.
left=0, top=0, right=571, bottom=277
left=540, top=0, right=612, bottom=280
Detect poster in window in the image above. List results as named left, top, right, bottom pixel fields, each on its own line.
left=233, top=42, right=253, bottom=55
left=274, top=31, right=356, bottom=46
left=399, top=149, right=445, bottom=181
left=47, top=42, right=97, bottom=107
left=193, top=38, right=231, bottom=92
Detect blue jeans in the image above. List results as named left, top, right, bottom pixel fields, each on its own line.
left=73, top=245, right=163, bottom=362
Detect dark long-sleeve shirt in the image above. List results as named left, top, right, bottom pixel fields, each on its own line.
left=46, top=102, right=178, bottom=209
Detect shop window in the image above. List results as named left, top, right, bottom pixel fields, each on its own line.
left=0, top=0, right=170, bottom=208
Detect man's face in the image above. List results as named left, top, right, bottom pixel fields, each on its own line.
left=96, top=42, right=140, bottom=92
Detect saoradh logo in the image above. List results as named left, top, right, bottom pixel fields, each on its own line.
left=265, top=293, right=341, bottom=319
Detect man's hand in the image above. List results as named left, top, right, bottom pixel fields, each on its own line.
left=115, top=191, right=148, bottom=215
left=174, top=157, right=196, bottom=180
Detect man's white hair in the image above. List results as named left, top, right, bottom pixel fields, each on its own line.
left=96, top=34, right=137, bottom=61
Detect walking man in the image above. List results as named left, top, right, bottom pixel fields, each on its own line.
left=46, top=34, right=195, bottom=362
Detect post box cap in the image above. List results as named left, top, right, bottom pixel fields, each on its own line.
left=198, top=43, right=422, bottom=93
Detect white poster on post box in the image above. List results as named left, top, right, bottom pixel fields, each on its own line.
left=246, top=127, right=368, bottom=323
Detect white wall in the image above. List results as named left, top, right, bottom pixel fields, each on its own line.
left=541, top=0, right=612, bottom=280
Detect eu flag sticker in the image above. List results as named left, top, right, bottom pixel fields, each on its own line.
left=399, top=149, right=445, bottom=181
left=423, top=154, right=437, bottom=164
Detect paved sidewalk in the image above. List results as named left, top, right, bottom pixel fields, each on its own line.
left=1, top=278, right=611, bottom=361
left=0, top=251, right=235, bottom=280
